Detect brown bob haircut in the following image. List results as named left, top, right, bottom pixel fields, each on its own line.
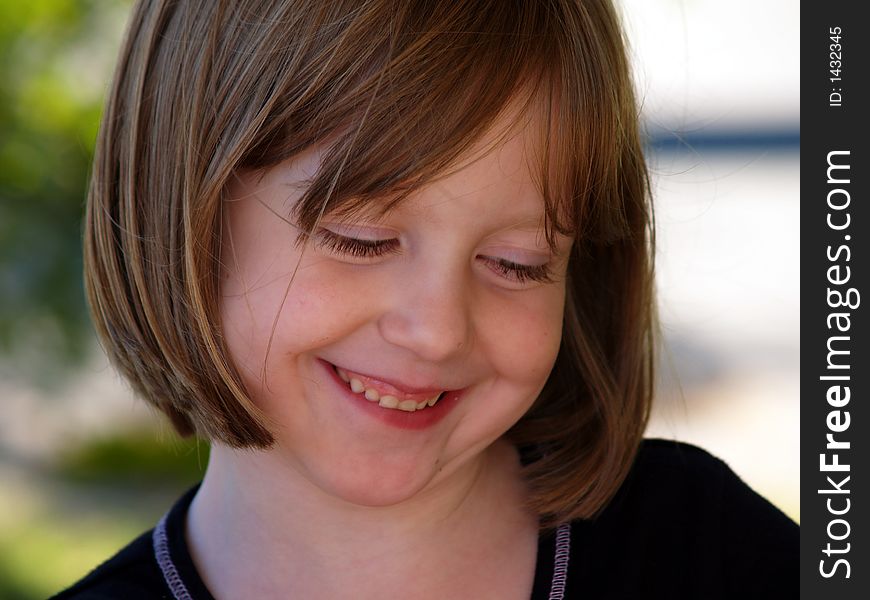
left=85, top=0, right=656, bottom=528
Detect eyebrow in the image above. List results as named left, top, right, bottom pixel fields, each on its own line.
left=505, top=216, right=547, bottom=232
left=499, top=215, right=572, bottom=241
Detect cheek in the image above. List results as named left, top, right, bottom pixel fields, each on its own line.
left=219, top=275, right=345, bottom=424
left=220, top=258, right=369, bottom=379
left=221, top=285, right=302, bottom=360
left=479, top=286, right=565, bottom=385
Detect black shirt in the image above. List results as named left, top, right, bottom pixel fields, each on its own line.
left=50, top=439, right=799, bottom=599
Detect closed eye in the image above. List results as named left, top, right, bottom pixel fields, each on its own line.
left=314, top=228, right=555, bottom=284
left=314, top=228, right=401, bottom=258
left=481, top=257, right=555, bottom=284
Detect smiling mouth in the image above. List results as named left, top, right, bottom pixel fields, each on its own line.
left=330, top=364, right=445, bottom=413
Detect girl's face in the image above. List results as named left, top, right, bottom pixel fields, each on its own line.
left=221, top=104, right=572, bottom=506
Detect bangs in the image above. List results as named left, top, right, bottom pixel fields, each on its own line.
left=232, top=0, right=639, bottom=254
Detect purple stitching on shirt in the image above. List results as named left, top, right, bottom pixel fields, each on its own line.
left=549, top=522, right=571, bottom=600
left=153, top=512, right=194, bottom=600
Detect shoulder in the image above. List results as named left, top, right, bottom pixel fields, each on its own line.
left=49, top=528, right=168, bottom=599
left=564, top=438, right=798, bottom=599
left=624, top=439, right=799, bottom=558
left=622, top=438, right=756, bottom=505
left=625, top=439, right=796, bottom=531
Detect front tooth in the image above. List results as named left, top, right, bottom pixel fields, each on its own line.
left=364, top=388, right=380, bottom=401
left=416, top=400, right=427, bottom=410
left=398, top=400, right=417, bottom=412
left=427, top=393, right=441, bottom=407
left=337, top=368, right=350, bottom=383
left=379, top=395, right=399, bottom=409
left=349, top=378, right=365, bottom=393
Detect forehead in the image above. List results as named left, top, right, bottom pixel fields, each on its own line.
left=333, top=93, right=555, bottom=230
left=410, top=108, right=542, bottom=205
left=254, top=81, right=576, bottom=254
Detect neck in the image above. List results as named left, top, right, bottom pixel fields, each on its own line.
left=186, top=438, right=538, bottom=599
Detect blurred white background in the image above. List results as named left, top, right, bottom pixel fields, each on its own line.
left=620, top=0, right=799, bottom=520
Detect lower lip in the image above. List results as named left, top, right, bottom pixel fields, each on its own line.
left=317, top=358, right=464, bottom=431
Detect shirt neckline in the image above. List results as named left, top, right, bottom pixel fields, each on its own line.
left=153, top=484, right=571, bottom=600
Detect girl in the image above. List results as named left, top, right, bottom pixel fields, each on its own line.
left=55, top=1, right=797, bottom=598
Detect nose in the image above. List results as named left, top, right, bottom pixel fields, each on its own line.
left=377, top=262, right=473, bottom=363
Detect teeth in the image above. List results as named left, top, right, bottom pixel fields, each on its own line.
left=378, top=395, right=399, bottom=409
left=336, top=365, right=444, bottom=413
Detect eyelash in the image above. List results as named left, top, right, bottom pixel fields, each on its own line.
left=485, top=257, right=555, bottom=284
left=314, top=228, right=401, bottom=258
left=314, top=228, right=555, bottom=284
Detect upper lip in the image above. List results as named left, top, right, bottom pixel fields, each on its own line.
left=323, top=359, right=450, bottom=395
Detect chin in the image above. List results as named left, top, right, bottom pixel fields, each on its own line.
left=319, top=462, right=439, bottom=508
left=292, top=447, right=445, bottom=508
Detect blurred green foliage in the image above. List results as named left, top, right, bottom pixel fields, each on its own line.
left=0, top=428, right=208, bottom=599
left=0, top=5, right=215, bottom=597
left=54, top=429, right=210, bottom=486
left=1, top=509, right=147, bottom=600
left=0, top=0, right=130, bottom=379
